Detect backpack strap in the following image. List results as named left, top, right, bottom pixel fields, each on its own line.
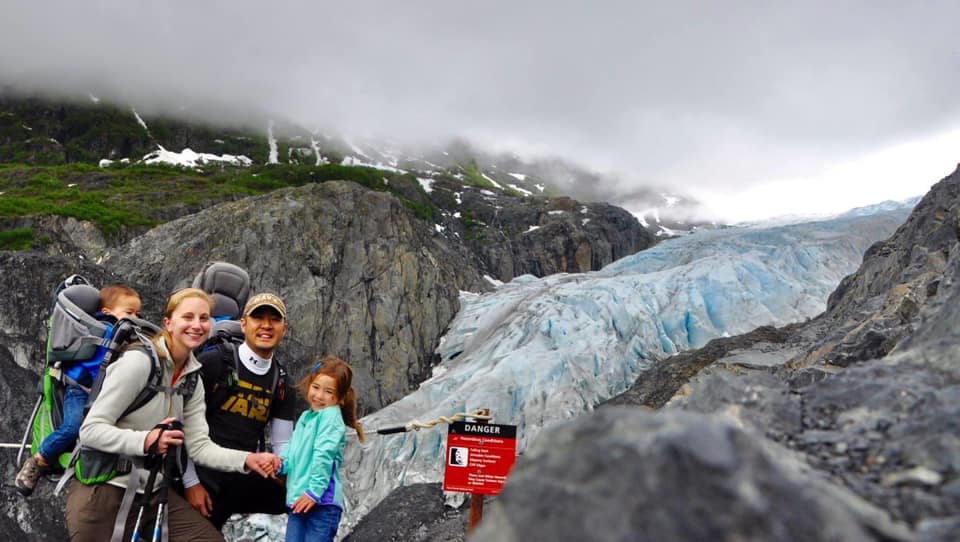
left=228, top=343, right=285, bottom=407
left=121, top=349, right=200, bottom=419
left=111, top=466, right=145, bottom=542
left=221, top=343, right=286, bottom=451
left=273, top=361, right=286, bottom=403
left=118, top=343, right=164, bottom=419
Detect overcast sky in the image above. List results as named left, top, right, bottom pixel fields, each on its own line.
left=3, top=1, right=959, bottom=221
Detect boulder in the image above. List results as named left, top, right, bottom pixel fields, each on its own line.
left=471, top=408, right=911, bottom=542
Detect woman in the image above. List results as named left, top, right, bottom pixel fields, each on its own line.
left=65, top=288, right=281, bottom=542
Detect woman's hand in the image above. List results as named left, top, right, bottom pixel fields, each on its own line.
left=143, top=417, right=184, bottom=455
left=245, top=452, right=281, bottom=478
left=290, top=493, right=316, bottom=514
left=184, top=483, right=213, bottom=517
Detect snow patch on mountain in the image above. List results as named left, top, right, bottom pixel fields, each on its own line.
left=140, top=146, right=252, bottom=168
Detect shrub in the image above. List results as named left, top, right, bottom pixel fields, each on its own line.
left=0, top=227, right=34, bottom=250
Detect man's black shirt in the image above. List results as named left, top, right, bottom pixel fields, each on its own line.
left=196, top=345, right=295, bottom=453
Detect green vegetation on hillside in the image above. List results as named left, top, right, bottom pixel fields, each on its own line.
left=458, top=160, right=497, bottom=189
left=0, top=227, right=34, bottom=250
left=0, top=162, right=437, bottom=244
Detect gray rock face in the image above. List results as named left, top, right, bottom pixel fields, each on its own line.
left=0, top=251, right=165, bottom=371
left=103, top=181, right=489, bottom=413
left=1, top=215, right=110, bottom=259
left=471, top=408, right=909, bottom=542
left=395, top=176, right=656, bottom=281
left=593, top=166, right=960, bottom=540
left=809, top=170, right=960, bottom=367
left=604, top=324, right=802, bottom=410
left=342, top=484, right=469, bottom=542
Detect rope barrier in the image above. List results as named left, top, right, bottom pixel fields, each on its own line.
left=0, top=410, right=495, bottom=446
left=376, top=408, right=492, bottom=435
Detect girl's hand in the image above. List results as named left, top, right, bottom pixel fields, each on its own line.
left=245, top=452, right=281, bottom=477
left=290, top=493, right=316, bottom=514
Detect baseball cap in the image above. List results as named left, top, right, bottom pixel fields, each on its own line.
left=242, top=292, right=287, bottom=320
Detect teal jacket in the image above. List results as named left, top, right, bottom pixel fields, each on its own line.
left=280, top=405, right=346, bottom=509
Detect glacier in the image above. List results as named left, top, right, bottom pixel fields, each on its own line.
left=229, top=203, right=915, bottom=539
left=335, top=205, right=914, bottom=535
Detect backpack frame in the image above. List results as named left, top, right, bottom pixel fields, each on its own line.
left=18, top=275, right=112, bottom=470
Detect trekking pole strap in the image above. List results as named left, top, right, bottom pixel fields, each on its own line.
left=112, top=466, right=144, bottom=542
left=376, top=409, right=493, bottom=434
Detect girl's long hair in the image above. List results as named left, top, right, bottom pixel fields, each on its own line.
left=298, top=356, right=366, bottom=443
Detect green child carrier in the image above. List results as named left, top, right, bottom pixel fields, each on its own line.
left=18, top=275, right=113, bottom=471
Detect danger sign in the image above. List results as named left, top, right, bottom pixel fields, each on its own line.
left=442, top=421, right=517, bottom=495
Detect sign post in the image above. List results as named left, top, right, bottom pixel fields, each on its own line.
left=442, top=409, right=517, bottom=533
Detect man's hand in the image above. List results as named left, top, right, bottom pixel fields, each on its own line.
left=244, top=452, right=281, bottom=477
left=184, top=484, right=213, bottom=517
left=290, top=493, right=316, bottom=514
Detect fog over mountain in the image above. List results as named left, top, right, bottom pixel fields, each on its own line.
left=2, top=1, right=959, bottom=221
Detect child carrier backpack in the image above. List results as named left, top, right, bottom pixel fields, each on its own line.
left=18, top=275, right=199, bottom=489
left=18, top=275, right=112, bottom=471
left=193, top=260, right=249, bottom=356
left=191, top=262, right=286, bottom=413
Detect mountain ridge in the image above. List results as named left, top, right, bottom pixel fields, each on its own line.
left=0, top=90, right=705, bottom=235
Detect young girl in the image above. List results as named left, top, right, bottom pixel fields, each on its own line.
left=280, top=356, right=365, bottom=542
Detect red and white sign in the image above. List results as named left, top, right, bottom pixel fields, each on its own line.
left=442, top=421, right=517, bottom=495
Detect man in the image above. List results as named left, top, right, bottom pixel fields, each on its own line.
left=183, top=292, right=296, bottom=530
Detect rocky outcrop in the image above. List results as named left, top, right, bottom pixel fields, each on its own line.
left=604, top=323, right=803, bottom=410
left=806, top=171, right=960, bottom=367
left=0, top=215, right=110, bottom=258
left=342, top=484, right=469, bottom=542
left=472, top=409, right=912, bottom=542
left=392, top=175, right=656, bottom=281
left=103, top=181, right=489, bottom=413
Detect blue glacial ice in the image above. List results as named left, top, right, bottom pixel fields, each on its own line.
left=336, top=204, right=913, bottom=531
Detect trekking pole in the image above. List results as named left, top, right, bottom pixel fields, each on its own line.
left=152, top=420, right=182, bottom=542
left=150, top=450, right=174, bottom=542
left=130, top=455, right=163, bottom=542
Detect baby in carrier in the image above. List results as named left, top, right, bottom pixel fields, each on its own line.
left=14, top=284, right=142, bottom=496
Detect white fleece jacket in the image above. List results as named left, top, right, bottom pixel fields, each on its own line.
left=79, top=336, right=249, bottom=492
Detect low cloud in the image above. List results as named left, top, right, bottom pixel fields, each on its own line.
left=3, top=1, right=959, bottom=220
